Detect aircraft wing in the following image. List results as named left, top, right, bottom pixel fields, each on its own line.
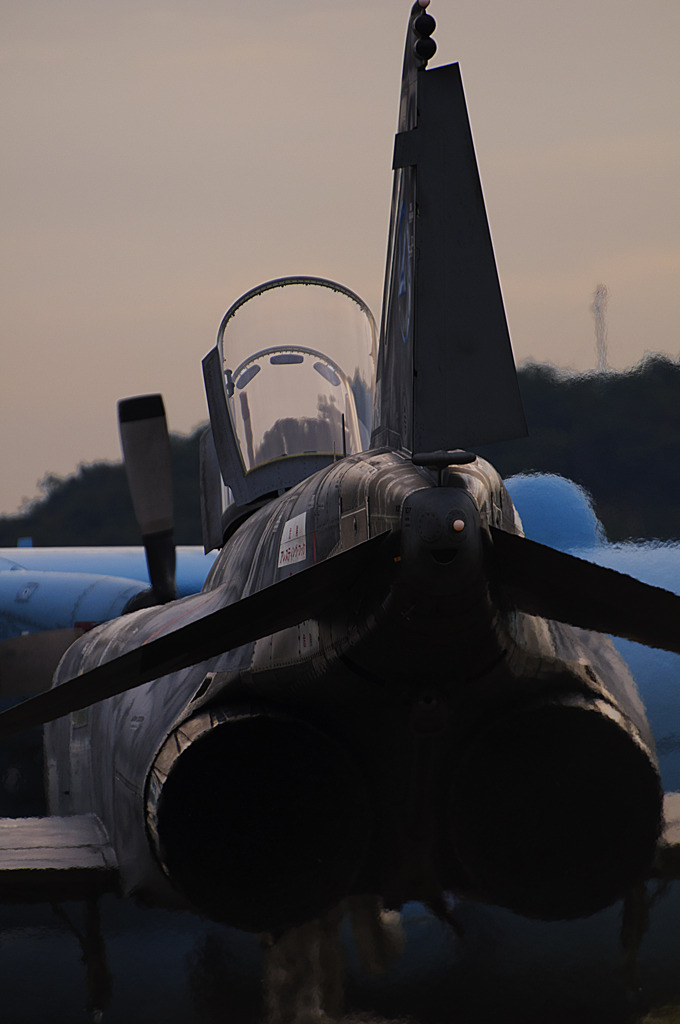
left=0, top=813, right=118, bottom=902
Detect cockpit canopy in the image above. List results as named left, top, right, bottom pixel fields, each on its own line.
left=228, top=344, right=364, bottom=473
left=202, top=277, right=377, bottom=538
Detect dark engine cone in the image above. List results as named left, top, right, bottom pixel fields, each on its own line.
left=147, top=707, right=371, bottom=932
left=449, top=694, right=662, bottom=920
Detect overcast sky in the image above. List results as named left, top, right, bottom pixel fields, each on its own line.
left=2, top=0, right=679, bottom=515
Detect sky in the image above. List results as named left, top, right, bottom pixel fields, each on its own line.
left=2, top=0, right=679, bottom=515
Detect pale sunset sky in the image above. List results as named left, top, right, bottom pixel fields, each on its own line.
left=2, top=0, right=679, bottom=513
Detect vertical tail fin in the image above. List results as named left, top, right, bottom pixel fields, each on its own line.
left=371, top=3, right=527, bottom=455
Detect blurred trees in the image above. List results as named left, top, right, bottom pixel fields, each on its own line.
left=1, top=354, right=680, bottom=546
left=0, top=429, right=203, bottom=546
left=478, top=354, right=680, bottom=541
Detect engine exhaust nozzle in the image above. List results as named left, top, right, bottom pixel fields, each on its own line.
left=448, top=694, right=663, bottom=920
left=147, top=706, right=371, bottom=932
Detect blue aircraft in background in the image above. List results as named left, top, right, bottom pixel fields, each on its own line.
left=0, top=544, right=216, bottom=634
left=506, top=473, right=680, bottom=800
left=0, top=397, right=217, bottom=696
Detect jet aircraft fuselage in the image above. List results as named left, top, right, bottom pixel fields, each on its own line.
left=44, top=447, right=662, bottom=932
left=1, top=0, right=678, bottom=960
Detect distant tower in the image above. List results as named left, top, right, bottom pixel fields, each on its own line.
left=592, top=284, right=609, bottom=373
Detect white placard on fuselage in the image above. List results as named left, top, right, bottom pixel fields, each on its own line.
left=278, top=512, right=307, bottom=568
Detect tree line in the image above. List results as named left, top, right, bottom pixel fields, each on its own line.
left=1, top=353, right=679, bottom=547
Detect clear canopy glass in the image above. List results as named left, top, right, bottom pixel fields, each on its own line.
left=217, top=278, right=377, bottom=475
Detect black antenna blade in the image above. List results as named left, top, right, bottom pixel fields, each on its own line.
left=118, top=394, right=177, bottom=604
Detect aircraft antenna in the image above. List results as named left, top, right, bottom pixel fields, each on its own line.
left=592, top=283, right=609, bottom=373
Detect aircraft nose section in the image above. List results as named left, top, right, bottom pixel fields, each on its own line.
left=399, top=487, right=483, bottom=597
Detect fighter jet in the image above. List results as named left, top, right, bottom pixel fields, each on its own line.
left=1, top=0, right=680, bottom=969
